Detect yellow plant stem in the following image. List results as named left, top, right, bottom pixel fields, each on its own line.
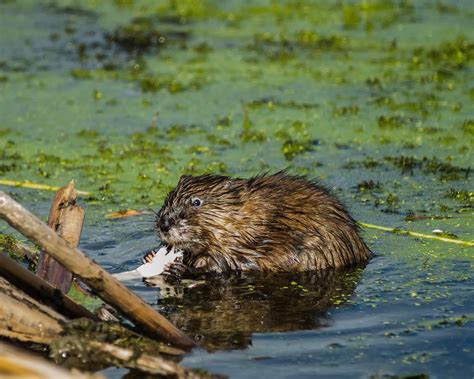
left=359, top=222, right=474, bottom=247
left=0, top=178, right=472, bottom=247
left=0, top=179, right=90, bottom=197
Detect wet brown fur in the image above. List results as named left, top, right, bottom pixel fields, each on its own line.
left=156, top=172, right=370, bottom=273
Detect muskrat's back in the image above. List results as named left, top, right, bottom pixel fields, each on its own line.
left=156, top=172, right=370, bottom=273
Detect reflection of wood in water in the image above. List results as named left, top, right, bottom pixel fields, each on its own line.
left=152, top=265, right=366, bottom=351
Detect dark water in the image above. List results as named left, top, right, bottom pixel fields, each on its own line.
left=0, top=0, right=473, bottom=378
left=93, top=215, right=473, bottom=378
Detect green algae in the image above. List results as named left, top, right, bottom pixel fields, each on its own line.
left=385, top=156, right=470, bottom=181
left=0, top=0, right=473, bottom=377
left=445, top=189, right=474, bottom=206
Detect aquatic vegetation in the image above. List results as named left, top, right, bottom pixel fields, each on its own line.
left=107, top=18, right=167, bottom=53
left=385, top=156, right=470, bottom=180
left=461, top=119, right=474, bottom=135
left=445, top=189, right=474, bottom=205
left=247, top=31, right=350, bottom=61
left=344, top=157, right=381, bottom=169
left=240, top=109, right=266, bottom=143
left=411, top=37, right=473, bottom=72
left=377, top=115, right=408, bottom=129
left=342, top=0, right=415, bottom=30
left=357, top=180, right=383, bottom=192
left=0, top=0, right=473, bottom=377
left=333, top=105, right=359, bottom=117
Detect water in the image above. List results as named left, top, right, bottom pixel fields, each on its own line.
left=0, top=0, right=473, bottom=378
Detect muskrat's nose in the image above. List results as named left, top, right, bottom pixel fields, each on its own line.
left=159, top=215, right=172, bottom=233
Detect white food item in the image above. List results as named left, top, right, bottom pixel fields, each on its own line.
left=113, top=246, right=183, bottom=280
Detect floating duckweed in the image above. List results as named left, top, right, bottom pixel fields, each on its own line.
left=247, top=98, right=319, bottom=110
left=377, top=115, right=407, bottom=129
left=207, top=134, right=232, bottom=147
left=461, top=119, right=474, bottom=135
left=107, top=17, right=166, bottom=52
left=187, top=145, right=210, bottom=154
left=114, top=0, right=134, bottom=7
left=385, top=156, right=470, bottom=180
left=375, top=193, right=400, bottom=211
left=193, top=42, right=213, bottom=53
left=281, top=140, right=313, bottom=161
left=274, top=120, right=315, bottom=160
left=240, top=109, right=266, bottom=143
left=216, top=115, right=232, bottom=128
left=93, top=89, right=103, bottom=100
left=445, top=189, right=474, bottom=205
left=342, top=1, right=414, bottom=30
left=411, top=37, right=473, bottom=71
left=77, top=129, right=98, bottom=138
left=205, top=161, right=227, bottom=173
left=0, top=126, right=10, bottom=136
left=333, top=105, right=359, bottom=117
left=247, top=30, right=350, bottom=61
left=344, top=157, right=380, bottom=169
left=357, top=180, right=383, bottom=192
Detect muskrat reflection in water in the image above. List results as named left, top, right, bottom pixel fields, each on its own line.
left=146, top=265, right=365, bottom=351
left=150, top=172, right=371, bottom=279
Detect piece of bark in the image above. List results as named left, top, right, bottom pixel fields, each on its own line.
left=0, top=253, right=98, bottom=321
left=0, top=341, right=102, bottom=379
left=0, top=190, right=195, bottom=350
left=0, top=277, right=64, bottom=344
left=37, top=180, right=85, bottom=293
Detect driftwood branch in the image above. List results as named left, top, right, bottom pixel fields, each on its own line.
left=37, top=180, right=84, bottom=292
left=0, top=277, right=64, bottom=344
left=0, top=341, right=101, bottom=379
left=0, top=190, right=195, bottom=350
left=52, top=337, right=191, bottom=378
left=0, top=253, right=97, bottom=320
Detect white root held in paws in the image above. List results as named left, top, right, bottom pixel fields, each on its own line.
left=113, top=246, right=183, bottom=280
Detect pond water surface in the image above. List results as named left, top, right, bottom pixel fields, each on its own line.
left=0, top=0, right=473, bottom=378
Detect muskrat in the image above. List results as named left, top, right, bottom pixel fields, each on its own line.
left=147, top=172, right=370, bottom=278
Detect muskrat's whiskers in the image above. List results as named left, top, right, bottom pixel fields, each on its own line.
left=146, top=207, right=160, bottom=217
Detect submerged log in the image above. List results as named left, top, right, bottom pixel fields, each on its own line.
left=51, top=337, right=190, bottom=377
left=0, top=253, right=97, bottom=321
left=37, top=180, right=85, bottom=293
left=0, top=341, right=101, bottom=379
left=0, top=190, right=195, bottom=350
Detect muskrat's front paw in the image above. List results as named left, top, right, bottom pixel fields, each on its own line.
left=163, top=261, right=188, bottom=282
left=142, top=249, right=157, bottom=264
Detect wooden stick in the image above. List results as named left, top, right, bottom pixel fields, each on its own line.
left=0, top=277, right=64, bottom=344
left=37, top=180, right=84, bottom=293
left=53, top=338, right=189, bottom=378
left=0, top=342, right=101, bottom=379
left=0, top=191, right=195, bottom=350
left=359, top=222, right=474, bottom=247
left=0, top=253, right=98, bottom=321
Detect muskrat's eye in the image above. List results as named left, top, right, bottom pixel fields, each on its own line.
left=191, top=197, right=202, bottom=207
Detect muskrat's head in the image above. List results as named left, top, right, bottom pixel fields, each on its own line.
left=156, top=174, right=243, bottom=254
